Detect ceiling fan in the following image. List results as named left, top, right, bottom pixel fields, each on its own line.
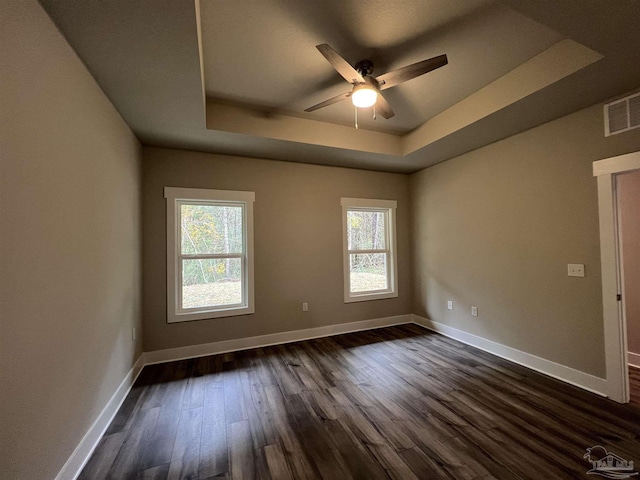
left=305, top=43, right=448, bottom=120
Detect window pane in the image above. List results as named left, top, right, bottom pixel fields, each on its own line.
left=347, top=210, right=386, bottom=250
left=181, top=204, right=243, bottom=255
left=349, top=253, right=387, bottom=292
left=182, top=258, right=242, bottom=308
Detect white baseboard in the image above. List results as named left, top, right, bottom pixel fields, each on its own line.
left=55, top=355, right=144, bottom=480
left=412, top=315, right=608, bottom=397
left=144, top=314, right=413, bottom=365
left=629, top=351, right=640, bottom=369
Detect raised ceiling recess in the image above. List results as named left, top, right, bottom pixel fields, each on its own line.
left=41, top=0, right=640, bottom=173
left=198, top=0, right=601, bottom=163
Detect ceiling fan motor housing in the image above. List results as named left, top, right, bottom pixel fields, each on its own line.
left=355, top=59, right=374, bottom=77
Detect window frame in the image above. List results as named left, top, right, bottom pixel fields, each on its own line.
left=341, top=197, right=398, bottom=303
left=164, top=187, right=255, bottom=323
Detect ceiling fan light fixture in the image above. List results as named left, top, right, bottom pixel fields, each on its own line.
left=351, top=85, right=377, bottom=108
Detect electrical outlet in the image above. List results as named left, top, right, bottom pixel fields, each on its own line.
left=568, top=264, right=585, bottom=277
left=471, top=306, right=478, bottom=317
left=447, top=301, right=453, bottom=310
left=302, top=302, right=309, bottom=312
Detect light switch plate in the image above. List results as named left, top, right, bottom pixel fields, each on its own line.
left=568, top=264, right=585, bottom=277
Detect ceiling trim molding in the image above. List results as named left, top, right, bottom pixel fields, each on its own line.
left=402, top=39, right=603, bottom=155
left=194, top=0, right=207, bottom=124
left=206, top=100, right=403, bottom=156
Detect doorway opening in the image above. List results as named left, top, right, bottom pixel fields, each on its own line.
left=594, top=151, right=640, bottom=403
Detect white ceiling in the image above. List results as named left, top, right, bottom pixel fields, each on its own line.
left=40, top=0, right=640, bottom=173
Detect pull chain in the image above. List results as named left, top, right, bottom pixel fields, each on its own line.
left=373, top=104, right=376, bottom=120
left=355, top=106, right=358, bottom=129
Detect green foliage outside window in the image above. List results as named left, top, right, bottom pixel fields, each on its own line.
left=180, top=204, right=243, bottom=287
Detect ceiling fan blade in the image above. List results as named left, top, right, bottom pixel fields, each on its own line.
left=304, top=91, right=351, bottom=112
left=376, top=54, right=448, bottom=91
left=375, top=93, right=395, bottom=119
left=316, top=44, right=365, bottom=84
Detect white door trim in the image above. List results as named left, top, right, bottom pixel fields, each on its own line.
left=593, top=151, right=640, bottom=403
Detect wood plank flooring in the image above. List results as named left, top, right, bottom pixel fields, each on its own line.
left=80, top=325, right=640, bottom=479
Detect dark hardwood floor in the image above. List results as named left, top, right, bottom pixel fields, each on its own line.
left=80, top=324, right=640, bottom=479
left=630, top=365, right=640, bottom=406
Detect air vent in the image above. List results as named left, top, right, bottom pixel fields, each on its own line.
left=604, top=92, right=640, bottom=136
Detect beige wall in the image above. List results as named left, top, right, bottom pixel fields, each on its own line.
left=410, top=95, right=640, bottom=378
left=0, top=2, right=142, bottom=479
left=618, top=170, right=640, bottom=356
left=142, top=147, right=411, bottom=351
left=1, top=2, right=637, bottom=475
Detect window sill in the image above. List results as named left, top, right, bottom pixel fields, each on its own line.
left=167, top=305, right=254, bottom=323
left=344, top=291, right=398, bottom=303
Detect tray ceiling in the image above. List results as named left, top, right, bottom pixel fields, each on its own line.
left=40, top=0, right=640, bottom=173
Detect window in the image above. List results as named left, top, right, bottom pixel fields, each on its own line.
left=164, top=187, right=255, bottom=323
left=341, top=198, right=398, bottom=302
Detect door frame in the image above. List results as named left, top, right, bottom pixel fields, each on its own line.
left=594, top=151, right=640, bottom=403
